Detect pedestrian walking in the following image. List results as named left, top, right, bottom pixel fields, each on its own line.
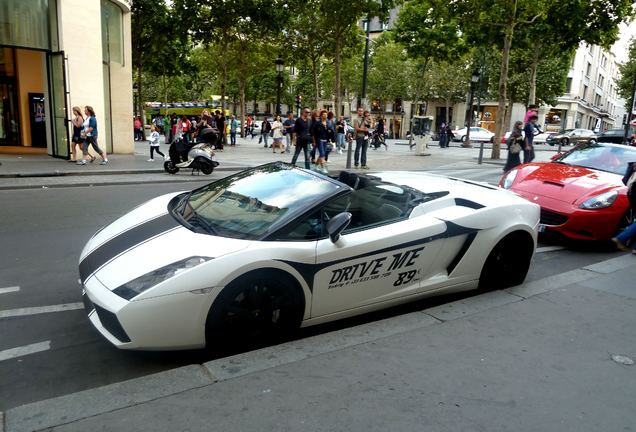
left=439, top=122, right=449, bottom=148
left=335, top=116, right=346, bottom=154
left=523, top=115, right=538, bottom=164
left=503, top=121, right=524, bottom=172
left=70, top=106, right=89, bottom=162
left=612, top=161, right=636, bottom=254
left=283, top=113, right=295, bottom=153
left=147, top=125, right=165, bottom=161
left=261, top=116, right=272, bottom=148
left=214, top=111, right=225, bottom=151
left=271, top=115, right=285, bottom=153
left=311, top=110, right=331, bottom=173
left=229, top=114, right=239, bottom=146
left=180, top=115, right=191, bottom=147
left=291, top=107, right=312, bottom=169
left=78, top=105, right=108, bottom=165
left=134, top=116, right=142, bottom=141
left=354, top=107, right=370, bottom=169
left=376, top=117, right=387, bottom=150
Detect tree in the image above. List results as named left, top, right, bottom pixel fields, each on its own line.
left=367, top=40, right=411, bottom=112
left=131, top=0, right=191, bottom=136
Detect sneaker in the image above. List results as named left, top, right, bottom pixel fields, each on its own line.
left=164, top=156, right=170, bottom=161
left=76, top=160, right=86, bottom=165
left=338, top=149, right=343, bottom=154
left=147, top=158, right=154, bottom=162
left=354, top=164, right=359, bottom=169
left=612, top=237, right=628, bottom=251
left=362, top=165, right=370, bottom=170
left=99, top=160, right=109, bottom=166
left=89, top=157, right=96, bottom=163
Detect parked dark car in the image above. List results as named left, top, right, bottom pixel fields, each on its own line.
left=596, top=128, right=632, bottom=144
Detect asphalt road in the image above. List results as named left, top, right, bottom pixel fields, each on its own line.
left=0, top=174, right=623, bottom=411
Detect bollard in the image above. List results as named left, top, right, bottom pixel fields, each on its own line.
left=478, top=141, right=485, bottom=164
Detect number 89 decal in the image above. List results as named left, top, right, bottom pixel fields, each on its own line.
left=393, top=270, right=418, bottom=287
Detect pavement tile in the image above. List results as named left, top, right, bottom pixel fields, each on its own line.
left=4, top=365, right=215, bottom=432
left=505, top=268, right=596, bottom=298
left=424, top=290, right=522, bottom=321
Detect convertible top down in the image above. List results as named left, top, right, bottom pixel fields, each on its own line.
left=80, top=162, right=540, bottom=350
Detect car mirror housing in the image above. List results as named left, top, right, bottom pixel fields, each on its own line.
left=326, top=212, right=352, bottom=243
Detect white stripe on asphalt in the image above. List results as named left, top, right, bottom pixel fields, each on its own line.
left=0, top=286, right=20, bottom=295
left=536, top=246, right=565, bottom=253
left=0, top=341, right=51, bottom=362
left=0, top=303, right=84, bottom=319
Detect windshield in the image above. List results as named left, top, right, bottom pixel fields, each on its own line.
left=174, top=164, right=340, bottom=239
left=555, top=143, right=636, bottom=175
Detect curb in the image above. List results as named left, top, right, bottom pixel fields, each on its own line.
left=0, top=165, right=246, bottom=179
left=2, top=253, right=632, bottom=432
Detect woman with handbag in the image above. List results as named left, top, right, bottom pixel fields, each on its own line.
left=612, top=161, right=636, bottom=254
left=503, top=121, right=524, bottom=172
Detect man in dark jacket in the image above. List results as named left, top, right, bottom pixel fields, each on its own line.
left=291, top=107, right=312, bottom=169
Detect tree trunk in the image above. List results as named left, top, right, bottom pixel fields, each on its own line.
left=136, top=62, right=145, bottom=140
left=528, top=43, right=541, bottom=105
left=334, top=36, right=341, bottom=116
left=312, top=56, right=320, bottom=109
left=220, top=40, right=229, bottom=146
left=408, top=58, right=429, bottom=147
left=504, top=99, right=513, bottom=133
left=491, top=21, right=515, bottom=160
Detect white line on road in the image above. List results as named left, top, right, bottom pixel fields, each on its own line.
left=0, top=303, right=83, bottom=319
left=0, top=286, right=20, bottom=295
left=0, top=341, right=51, bottom=362
left=536, top=246, right=565, bottom=253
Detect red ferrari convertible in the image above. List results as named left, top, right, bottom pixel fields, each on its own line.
left=500, top=142, right=636, bottom=241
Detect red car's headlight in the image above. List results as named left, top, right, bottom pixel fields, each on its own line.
left=579, top=190, right=618, bottom=209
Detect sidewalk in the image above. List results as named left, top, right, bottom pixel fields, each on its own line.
left=2, top=254, right=635, bottom=432
left=0, top=136, right=558, bottom=189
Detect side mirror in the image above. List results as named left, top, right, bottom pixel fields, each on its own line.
left=326, top=212, right=352, bottom=243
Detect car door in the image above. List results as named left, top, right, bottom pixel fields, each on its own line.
left=310, top=189, right=448, bottom=318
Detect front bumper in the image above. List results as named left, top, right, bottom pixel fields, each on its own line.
left=513, top=190, right=624, bottom=241
left=81, top=275, right=215, bottom=350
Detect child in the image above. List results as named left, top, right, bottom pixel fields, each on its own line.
left=147, top=125, right=165, bottom=161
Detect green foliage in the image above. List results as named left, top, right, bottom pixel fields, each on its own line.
left=617, top=39, right=636, bottom=103
left=367, top=41, right=411, bottom=106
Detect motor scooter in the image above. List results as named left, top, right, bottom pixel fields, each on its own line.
left=164, top=127, right=220, bottom=175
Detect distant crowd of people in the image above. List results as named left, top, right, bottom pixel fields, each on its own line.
left=141, top=108, right=388, bottom=173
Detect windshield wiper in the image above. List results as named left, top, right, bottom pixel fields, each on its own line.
left=186, top=212, right=219, bottom=235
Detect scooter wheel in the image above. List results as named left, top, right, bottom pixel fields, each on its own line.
left=200, top=161, right=214, bottom=175
left=164, top=160, right=179, bottom=174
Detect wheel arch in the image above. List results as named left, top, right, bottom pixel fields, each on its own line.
left=478, top=228, right=535, bottom=291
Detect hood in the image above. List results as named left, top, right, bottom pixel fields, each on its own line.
left=79, top=192, right=250, bottom=289
left=511, top=163, right=623, bottom=204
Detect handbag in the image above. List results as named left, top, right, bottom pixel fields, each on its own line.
left=509, top=142, right=522, bottom=154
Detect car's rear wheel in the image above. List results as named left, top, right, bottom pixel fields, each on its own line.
left=205, top=271, right=304, bottom=348
left=461, top=135, right=467, bottom=142
left=561, top=138, right=569, bottom=146
left=478, top=232, right=534, bottom=291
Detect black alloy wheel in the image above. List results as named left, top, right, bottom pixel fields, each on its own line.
left=206, top=272, right=304, bottom=348
left=562, top=138, right=570, bottom=146
left=198, top=158, right=214, bottom=175
left=478, top=232, right=533, bottom=291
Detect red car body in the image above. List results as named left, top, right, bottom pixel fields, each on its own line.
left=499, top=143, right=636, bottom=241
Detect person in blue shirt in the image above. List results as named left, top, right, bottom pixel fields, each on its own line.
left=523, top=115, right=538, bottom=164
left=229, top=115, right=239, bottom=146
left=78, top=106, right=108, bottom=165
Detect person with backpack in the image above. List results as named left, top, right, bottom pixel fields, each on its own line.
left=261, top=116, right=272, bottom=148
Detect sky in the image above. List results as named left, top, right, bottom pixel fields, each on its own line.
left=612, top=20, right=636, bottom=63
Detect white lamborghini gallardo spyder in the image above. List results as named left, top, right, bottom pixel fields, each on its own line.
left=79, top=162, right=540, bottom=350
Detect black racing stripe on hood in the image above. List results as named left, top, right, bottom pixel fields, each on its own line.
left=79, top=214, right=179, bottom=283
left=278, top=220, right=478, bottom=292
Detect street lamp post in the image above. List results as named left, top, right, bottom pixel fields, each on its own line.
left=275, top=57, right=284, bottom=116
left=462, top=69, right=481, bottom=148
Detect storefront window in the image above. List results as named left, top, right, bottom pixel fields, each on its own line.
left=0, top=0, right=52, bottom=50
left=101, top=0, right=124, bottom=64
left=545, top=109, right=567, bottom=132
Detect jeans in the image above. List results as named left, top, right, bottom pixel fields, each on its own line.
left=291, top=139, right=311, bottom=169
left=616, top=220, right=636, bottom=249
left=354, top=136, right=368, bottom=166
left=523, top=145, right=535, bottom=164
left=285, top=134, right=293, bottom=152
left=262, top=133, right=269, bottom=147
left=230, top=131, right=236, bottom=145
left=337, top=133, right=345, bottom=149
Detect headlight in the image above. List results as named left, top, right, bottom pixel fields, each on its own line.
left=113, top=256, right=212, bottom=300
left=502, top=169, right=518, bottom=189
left=579, top=190, right=618, bottom=209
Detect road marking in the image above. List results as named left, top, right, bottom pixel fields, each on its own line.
left=536, top=246, right=565, bottom=253
left=0, top=286, right=20, bottom=295
left=0, top=341, right=51, bottom=362
left=0, top=303, right=83, bottom=319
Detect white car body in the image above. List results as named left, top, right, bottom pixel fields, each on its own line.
left=79, top=163, right=539, bottom=350
left=452, top=127, right=495, bottom=142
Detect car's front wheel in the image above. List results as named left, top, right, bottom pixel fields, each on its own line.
left=561, top=138, right=570, bottom=146
left=205, top=271, right=304, bottom=348
left=460, top=135, right=467, bottom=142
left=478, top=232, right=534, bottom=291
